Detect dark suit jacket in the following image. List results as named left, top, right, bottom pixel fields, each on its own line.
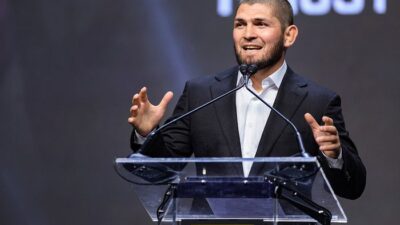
left=131, top=66, right=366, bottom=199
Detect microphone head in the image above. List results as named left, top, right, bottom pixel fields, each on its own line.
left=248, top=64, right=258, bottom=76
left=239, top=64, right=248, bottom=75
left=239, top=64, right=258, bottom=77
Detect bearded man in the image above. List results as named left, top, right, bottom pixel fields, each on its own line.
left=128, top=0, right=366, bottom=200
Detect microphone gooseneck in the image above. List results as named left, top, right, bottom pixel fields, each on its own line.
left=136, top=66, right=248, bottom=155
left=241, top=64, right=310, bottom=158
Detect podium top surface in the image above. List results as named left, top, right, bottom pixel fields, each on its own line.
left=116, top=156, right=319, bottom=163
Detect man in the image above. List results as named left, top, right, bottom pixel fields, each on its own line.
left=128, top=0, right=365, bottom=200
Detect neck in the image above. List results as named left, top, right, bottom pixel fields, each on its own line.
left=250, top=57, right=285, bottom=92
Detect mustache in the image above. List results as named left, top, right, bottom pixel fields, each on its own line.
left=233, top=38, right=285, bottom=70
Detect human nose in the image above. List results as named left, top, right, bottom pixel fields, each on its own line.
left=244, top=25, right=256, bottom=40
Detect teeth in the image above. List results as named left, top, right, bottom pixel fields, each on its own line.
left=244, top=46, right=261, bottom=50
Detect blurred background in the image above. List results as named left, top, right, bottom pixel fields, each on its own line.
left=1, top=0, right=399, bottom=224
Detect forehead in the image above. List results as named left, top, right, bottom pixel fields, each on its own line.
left=235, top=3, right=277, bottom=21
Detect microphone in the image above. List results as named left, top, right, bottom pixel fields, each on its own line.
left=239, top=64, right=258, bottom=86
left=135, top=66, right=247, bottom=155
left=240, top=64, right=310, bottom=158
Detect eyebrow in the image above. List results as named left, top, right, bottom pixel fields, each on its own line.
left=253, top=18, right=267, bottom=22
left=234, top=18, right=246, bottom=22
left=234, top=17, right=269, bottom=22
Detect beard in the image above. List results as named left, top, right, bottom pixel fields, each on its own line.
left=235, top=36, right=285, bottom=71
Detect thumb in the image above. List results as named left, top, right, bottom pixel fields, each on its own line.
left=304, top=113, right=320, bottom=130
left=159, top=91, right=174, bottom=108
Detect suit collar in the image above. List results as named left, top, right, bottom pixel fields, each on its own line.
left=254, top=67, right=309, bottom=158
left=236, top=61, right=288, bottom=90
left=211, top=66, right=242, bottom=158
left=214, top=66, right=238, bottom=81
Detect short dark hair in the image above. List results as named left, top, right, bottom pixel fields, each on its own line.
left=237, top=0, right=294, bottom=31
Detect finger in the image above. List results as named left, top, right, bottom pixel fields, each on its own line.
left=139, top=87, right=148, bottom=102
left=159, top=91, right=174, bottom=108
left=132, top=93, right=140, bottom=106
left=130, top=105, right=139, bottom=117
left=316, top=135, right=339, bottom=143
left=319, top=143, right=341, bottom=151
left=304, top=113, right=319, bottom=130
left=320, top=126, right=338, bottom=134
left=322, top=116, right=334, bottom=126
left=128, top=106, right=138, bottom=123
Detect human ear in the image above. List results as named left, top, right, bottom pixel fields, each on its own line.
left=283, top=25, right=298, bottom=48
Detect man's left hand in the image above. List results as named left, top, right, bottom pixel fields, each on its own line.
left=304, top=113, right=341, bottom=159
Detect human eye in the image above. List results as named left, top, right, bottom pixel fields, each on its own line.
left=234, top=20, right=245, bottom=28
left=254, top=19, right=269, bottom=27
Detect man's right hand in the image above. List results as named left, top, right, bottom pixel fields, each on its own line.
left=128, top=87, right=174, bottom=137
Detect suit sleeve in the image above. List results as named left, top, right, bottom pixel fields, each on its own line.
left=319, top=95, right=366, bottom=199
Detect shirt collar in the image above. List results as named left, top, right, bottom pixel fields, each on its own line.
left=237, top=61, right=287, bottom=89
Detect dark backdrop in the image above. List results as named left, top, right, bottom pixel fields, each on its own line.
left=1, top=0, right=399, bottom=224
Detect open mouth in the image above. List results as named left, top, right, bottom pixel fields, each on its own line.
left=242, top=45, right=262, bottom=51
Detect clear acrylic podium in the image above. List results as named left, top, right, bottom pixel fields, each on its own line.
left=115, top=155, right=347, bottom=225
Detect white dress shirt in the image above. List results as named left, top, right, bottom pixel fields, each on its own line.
left=236, top=62, right=286, bottom=176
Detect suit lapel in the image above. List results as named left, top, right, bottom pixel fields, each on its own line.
left=254, top=68, right=308, bottom=158
left=210, top=68, right=242, bottom=158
